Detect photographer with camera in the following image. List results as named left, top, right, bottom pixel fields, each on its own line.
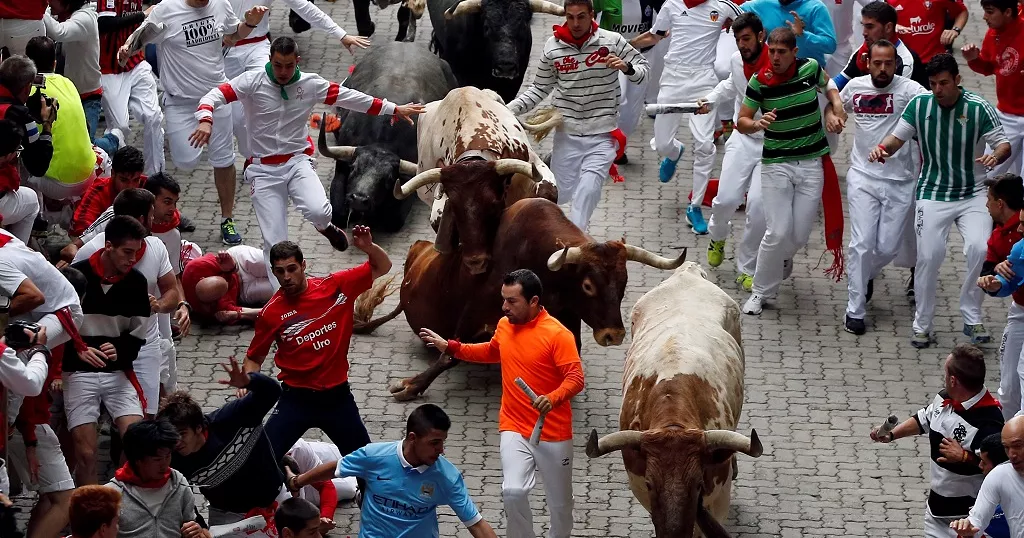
left=0, top=321, right=51, bottom=492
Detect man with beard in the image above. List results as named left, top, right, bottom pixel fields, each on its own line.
left=838, top=39, right=927, bottom=335
left=834, top=1, right=926, bottom=89
left=418, top=269, right=585, bottom=538
left=699, top=12, right=770, bottom=291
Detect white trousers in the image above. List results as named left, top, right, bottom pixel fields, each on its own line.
left=245, top=157, right=332, bottom=289
left=224, top=39, right=271, bottom=159
left=753, top=159, right=824, bottom=296
left=550, top=130, right=617, bottom=231
left=893, top=141, right=924, bottom=269
left=912, top=196, right=992, bottom=334
left=499, top=431, right=574, bottom=538
left=653, top=68, right=719, bottom=207
left=924, top=504, right=960, bottom=538
left=100, top=62, right=165, bottom=175
left=0, top=186, right=39, bottom=242
left=999, top=301, right=1024, bottom=419
left=0, top=18, right=43, bottom=57
left=707, top=132, right=766, bottom=276
left=617, top=40, right=666, bottom=140
left=228, top=244, right=275, bottom=304
left=824, top=0, right=859, bottom=77
left=163, top=94, right=235, bottom=170
left=990, top=110, right=1024, bottom=178
left=845, top=170, right=917, bottom=319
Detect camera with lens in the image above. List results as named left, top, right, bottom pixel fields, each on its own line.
left=25, top=89, right=57, bottom=124
left=3, top=320, right=41, bottom=350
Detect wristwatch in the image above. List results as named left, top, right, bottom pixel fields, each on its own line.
left=177, top=300, right=192, bottom=313
left=952, top=26, right=962, bottom=34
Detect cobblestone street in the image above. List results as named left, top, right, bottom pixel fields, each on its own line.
left=10, top=0, right=1014, bottom=535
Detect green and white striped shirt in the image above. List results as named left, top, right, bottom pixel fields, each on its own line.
left=742, top=58, right=831, bottom=164
left=892, top=89, right=1008, bottom=202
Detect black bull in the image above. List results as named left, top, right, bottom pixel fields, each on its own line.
left=427, top=0, right=564, bottom=103
left=321, top=42, right=457, bottom=232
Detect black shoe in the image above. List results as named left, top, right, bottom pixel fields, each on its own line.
left=177, top=214, right=195, bottom=233
left=865, top=279, right=874, bottom=303
left=33, top=214, right=48, bottom=233
left=321, top=224, right=349, bottom=252
left=614, top=153, right=628, bottom=165
left=844, top=315, right=866, bottom=335
left=906, top=268, right=915, bottom=297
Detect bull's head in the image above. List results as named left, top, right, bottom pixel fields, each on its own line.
left=586, top=428, right=763, bottom=538
left=546, top=244, right=686, bottom=346
left=445, top=0, right=564, bottom=79
left=319, top=121, right=419, bottom=217
left=395, top=159, right=542, bottom=274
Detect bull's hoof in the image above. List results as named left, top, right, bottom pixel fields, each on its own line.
left=388, top=378, right=423, bottom=401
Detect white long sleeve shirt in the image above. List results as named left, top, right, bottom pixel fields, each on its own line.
left=967, top=462, right=1024, bottom=538
left=508, top=27, right=649, bottom=136
left=0, top=344, right=48, bottom=398
left=230, top=0, right=346, bottom=40
left=43, top=4, right=102, bottom=96
left=196, top=69, right=396, bottom=158
left=704, top=50, right=763, bottom=140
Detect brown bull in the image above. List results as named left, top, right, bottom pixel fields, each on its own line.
left=361, top=197, right=686, bottom=400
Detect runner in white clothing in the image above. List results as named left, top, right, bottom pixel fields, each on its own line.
left=839, top=39, right=927, bottom=336
left=224, top=0, right=369, bottom=159
left=951, top=417, right=1024, bottom=537
left=698, top=12, right=768, bottom=292
left=191, top=37, right=424, bottom=287
left=119, top=0, right=269, bottom=247
left=631, top=0, right=743, bottom=235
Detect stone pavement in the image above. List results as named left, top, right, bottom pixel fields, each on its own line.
left=9, top=1, right=1011, bottom=536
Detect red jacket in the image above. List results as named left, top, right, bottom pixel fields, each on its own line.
left=0, top=0, right=47, bottom=21
left=968, top=17, right=1024, bottom=115
left=986, top=212, right=1024, bottom=305
left=182, top=254, right=242, bottom=324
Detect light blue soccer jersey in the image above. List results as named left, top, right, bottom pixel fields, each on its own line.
left=336, top=441, right=482, bottom=538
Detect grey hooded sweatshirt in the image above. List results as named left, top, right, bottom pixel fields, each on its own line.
left=107, top=468, right=198, bottom=537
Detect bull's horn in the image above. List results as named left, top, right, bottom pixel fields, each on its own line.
left=546, top=246, right=582, bottom=271
left=704, top=429, right=763, bottom=458
left=586, top=429, right=643, bottom=458
left=446, top=0, right=481, bottom=18
left=624, top=245, right=687, bottom=270
left=398, top=159, right=419, bottom=176
left=317, top=119, right=357, bottom=162
left=493, top=159, right=537, bottom=181
left=528, top=0, right=565, bottom=15
left=395, top=168, right=442, bottom=199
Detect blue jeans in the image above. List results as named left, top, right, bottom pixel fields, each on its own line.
left=82, top=96, right=119, bottom=156
left=145, top=44, right=158, bottom=77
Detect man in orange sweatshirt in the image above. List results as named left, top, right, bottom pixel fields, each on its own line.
left=419, top=269, right=585, bottom=538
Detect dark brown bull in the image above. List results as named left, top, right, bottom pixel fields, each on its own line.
left=360, top=197, right=686, bottom=400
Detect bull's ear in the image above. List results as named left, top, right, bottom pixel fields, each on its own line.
left=706, top=448, right=735, bottom=465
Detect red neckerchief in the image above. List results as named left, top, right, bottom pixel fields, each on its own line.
left=943, top=391, right=1002, bottom=413
left=552, top=20, right=598, bottom=48
left=0, top=85, right=16, bottom=101
left=0, top=231, right=11, bottom=247
left=742, top=43, right=771, bottom=80
left=609, top=128, right=626, bottom=183
left=0, top=161, right=20, bottom=192
left=88, top=242, right=146, bottom=284
left=756, top=60, right=798, bottom=86
left=243, top=502, right=279, bottom=537
left=151, top=209, right=181, bottom=234
left=114, top=461, right=172, bottom=488
left=684, top=0, right=708, bottom=7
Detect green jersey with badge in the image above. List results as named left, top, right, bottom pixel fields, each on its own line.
left=594, top=0, right=664, bottom=42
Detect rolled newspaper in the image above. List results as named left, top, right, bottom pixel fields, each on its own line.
left=119, top=20, right=165, bottom=67
left=644, top=103, right=702, bottom=115
left=515, top=377, right=546, bottom=446
left=209, top=515, right=267, bottom=538
left=876, top=415, right=899, bottom=438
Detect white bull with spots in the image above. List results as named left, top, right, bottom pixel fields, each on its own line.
left=586, top=262, right=763, bottom=538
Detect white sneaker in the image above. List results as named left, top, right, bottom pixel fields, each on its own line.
left=783, top=259, right=793, bottom=280
left=105, top=127, right=126, bottom=149
left=742, top=293, right=765, bottom=315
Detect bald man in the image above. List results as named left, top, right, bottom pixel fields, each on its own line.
left=181, top=245, right=273, bottom=324
left=951, top=416, right=1024, bottom=537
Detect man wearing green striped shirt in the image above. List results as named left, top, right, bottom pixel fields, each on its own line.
left=735, top=27, right=846, bottom=315
left=870, top=53, right=1011, bottom=348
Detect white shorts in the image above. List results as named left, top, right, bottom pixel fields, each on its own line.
left=163, top=94, right=235, bottom=170
left=7, top=424, right=75, bottom=494
left=159, top=337, right=177, bottom=392
left=63, top=371, right=144, bottom=429
left=135, top=340, right=163, bottom=415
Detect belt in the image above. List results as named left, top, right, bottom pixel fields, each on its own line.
left=234, top=34, right=268, bottom=47
left=245, top=137, right=315, bottom=167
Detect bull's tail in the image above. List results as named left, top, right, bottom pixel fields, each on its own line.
left=521, top=107, right=562, bottom=143
left=353, top=275, right=402, bottom=334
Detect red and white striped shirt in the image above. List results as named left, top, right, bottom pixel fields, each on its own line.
left=196, top=69, right=395, bottom=159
